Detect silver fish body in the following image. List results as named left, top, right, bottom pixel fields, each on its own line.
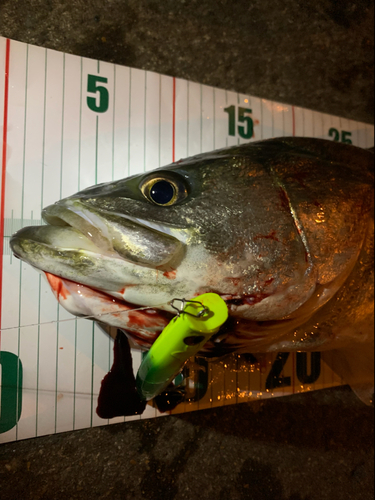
left=10, top=138, right=374, bottom=392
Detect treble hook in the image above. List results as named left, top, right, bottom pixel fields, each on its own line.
left=169, top=298, right=209, bottom=318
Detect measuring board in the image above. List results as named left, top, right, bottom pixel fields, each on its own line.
left=0, top=37, right=373, bottom=444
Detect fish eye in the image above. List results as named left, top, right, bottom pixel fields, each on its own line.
left=140, top=175, right=188, bottom=206
left=150, top=180, right=175, bottom=205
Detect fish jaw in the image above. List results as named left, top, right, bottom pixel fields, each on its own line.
left=9, top=207, right=229, bottom=316
left=10, top=198, right=190, bottom=298
left=43, top=272, right=170, bottom=347
left=41, top=199, right=186, bottom=268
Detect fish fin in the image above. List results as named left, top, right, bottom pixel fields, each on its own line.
left=322, top=342, right=374, bottom=406
left=96, top=330, right=146, bottom=418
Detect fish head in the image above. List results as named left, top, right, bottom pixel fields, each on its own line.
left=10, top=138, right=374, bottom=351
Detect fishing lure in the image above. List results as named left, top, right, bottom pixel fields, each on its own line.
left=136, top=293, right=228, bottom=401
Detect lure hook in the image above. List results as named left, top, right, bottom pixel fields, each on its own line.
left=169, top=298, right=209, bottom=318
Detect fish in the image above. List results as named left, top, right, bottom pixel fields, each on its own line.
left=10, top=137, right=374, bottom=403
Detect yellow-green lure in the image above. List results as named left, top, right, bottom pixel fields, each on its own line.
left=136, top=293, right=228, bottom=401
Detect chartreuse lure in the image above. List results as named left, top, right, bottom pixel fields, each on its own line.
left=136, top=293, right=228, bottom=401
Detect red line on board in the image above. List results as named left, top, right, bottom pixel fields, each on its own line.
left=0, top=38, right=11, bottom=343
left=172, top=77, right=176, bottom=162
left=292, top=106, right=296, bottom=137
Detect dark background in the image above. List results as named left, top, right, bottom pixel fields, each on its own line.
left=0, top=1, right=374, bottom=499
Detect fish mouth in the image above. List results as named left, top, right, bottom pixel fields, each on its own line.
left=41, top=199, right=185, bottom=268
left=10, top=198, right=185, bottom=303
left=43, top=272, right=172, bottom=348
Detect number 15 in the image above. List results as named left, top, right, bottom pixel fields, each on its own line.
left=224, top=105, right=254, bottom=140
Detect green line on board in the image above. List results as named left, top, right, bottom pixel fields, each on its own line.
left=225, top=90, right=228, bottom=148
left=158, top=74, right=161, bottom=168
left=213, top=88, right=216, bottom=150
left=127, top=68, right=131, bottom=177
left=237, top=93, right=240, bottom=146
left=107, top=331, right=111, bottom=426
left=9, top=210, right=13, bottom=264
left=36, top=47, right=48, bottom=436
left=55, top=52, right=66, bottom=434
left=73, top=316, right=77, bottom=431
left=187, top=80, right=189, bottom=157
left=95, top=60, right=100, bottom=184
left=144, top=72, right=147, bottom=172
left=90, top=323, right=95, bottom=428
left=54, top=300, right=59, bottom=433
left=36, top=274, right=41, bottom=436
left=200, top=84, right=202, bottom=153
left=60, top=53, right=66, bottom=199
left=112, top=64, right=116, bottom=181
left=95, top=116, right=99, bottom=184
left=17, top=43, right=29, bottom=441
left=78, top=58, right=83, bottom=191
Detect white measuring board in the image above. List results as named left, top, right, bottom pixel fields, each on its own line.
left=0, top=37, right=373, bottom=443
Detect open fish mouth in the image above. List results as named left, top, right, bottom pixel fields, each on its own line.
left=10, top=199, right=184, bottom=344
left=10, top=199, right=184, bottom=287
left=10, top=198, right=187, bottom=323
left=41, top=199, right=185, bottom=268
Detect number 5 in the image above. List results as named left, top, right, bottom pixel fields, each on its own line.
left=341, top=131, right=353, bottom=144
left=238, top=107, right=254, bottom=139
left=87, top=75, right=109, bottom=113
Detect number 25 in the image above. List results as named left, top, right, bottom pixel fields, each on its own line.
left=329, top=128, right=352, bottom=144
left=87, top=75, right=109, bottom=113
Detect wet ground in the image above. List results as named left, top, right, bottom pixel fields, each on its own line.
left=0, top=1, right=374, bottom=499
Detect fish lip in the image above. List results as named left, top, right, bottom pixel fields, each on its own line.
left=42, top=201, right=113, bottom=251
left=41, top=200, right=185, bottom=260
left=121, top=215, right=191, bottom=244
left=44, top=271, right=176, bottom=338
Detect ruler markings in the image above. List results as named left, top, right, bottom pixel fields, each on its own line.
left=17, top=43, right=30, bottom=441
left=111, top=64, right=116, bottom=182
left=78, top=57, right=83, bottom=191
left=187, top=80, right=190, bottom=156
left=36, top=48, right=48, bottom=436
left=172, top=77, right=176, bottom=162
left=225, top=89, right=228, bottom=148
left=212, top=87, right=215, bottom=149
left=0, top=38, right=10, bottom=344
left=144, top=71, right=147, bottom=172
left=200, top=84, right=203, bottom=153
